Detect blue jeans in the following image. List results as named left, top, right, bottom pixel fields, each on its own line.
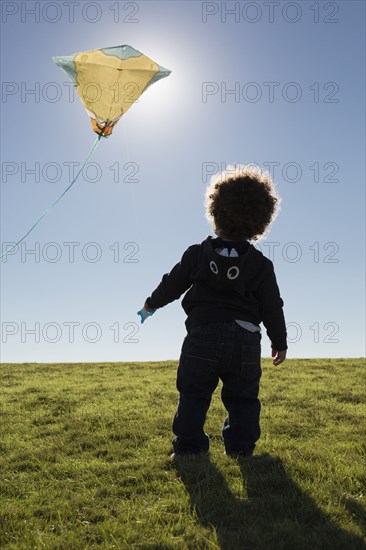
left=172, top=321, right=262, bottom=456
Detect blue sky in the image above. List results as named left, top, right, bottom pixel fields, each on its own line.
left=1, top=0, right=365, bottom=362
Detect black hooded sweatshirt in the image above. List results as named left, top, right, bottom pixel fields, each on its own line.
left=145, top=236, right=287, bottom=351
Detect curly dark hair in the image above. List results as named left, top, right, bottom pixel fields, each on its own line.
left=205, top=165, right=281, bottom=242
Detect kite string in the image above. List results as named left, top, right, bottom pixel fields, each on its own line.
left=0, top=134, right=102, bottom=260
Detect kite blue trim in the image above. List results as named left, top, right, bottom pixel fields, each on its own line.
left=0, top=135, right=102, bottom=260
left=52, top=55, right=78, bottom=83
left=101, top=45, right=142, bottom=60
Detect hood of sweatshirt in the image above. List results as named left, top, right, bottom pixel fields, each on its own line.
left=193, top=236, right=267, bottom=296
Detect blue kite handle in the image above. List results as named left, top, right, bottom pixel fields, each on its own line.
left=137, top=306, right=157, bottom=324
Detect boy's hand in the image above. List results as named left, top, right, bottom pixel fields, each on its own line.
left=272, top=349, right=287, bottom=366
left=137, top=303, right=157, bottom=324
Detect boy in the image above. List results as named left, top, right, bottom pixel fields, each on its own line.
left=139, top=165, right=287, bottom=458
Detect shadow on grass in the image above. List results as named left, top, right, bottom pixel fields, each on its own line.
left=173, top=453, right=366, bottom=550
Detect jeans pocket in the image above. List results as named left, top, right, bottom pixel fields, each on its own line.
left=180, top=335, right=223, bottom=383
left=240, top=344, right=262, bottom=383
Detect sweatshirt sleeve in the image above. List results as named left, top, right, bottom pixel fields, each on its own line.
left=146, top=245, right=198, bottom=310
left=255, top=260, right=287, bottom=351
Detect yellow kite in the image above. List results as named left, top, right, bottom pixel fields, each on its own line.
left=1, top=45, right=171, bottom=259
left=53, top=45, right=171, bottom=136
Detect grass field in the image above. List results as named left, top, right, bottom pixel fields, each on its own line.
left=0, top=358, right=365, bottom=549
